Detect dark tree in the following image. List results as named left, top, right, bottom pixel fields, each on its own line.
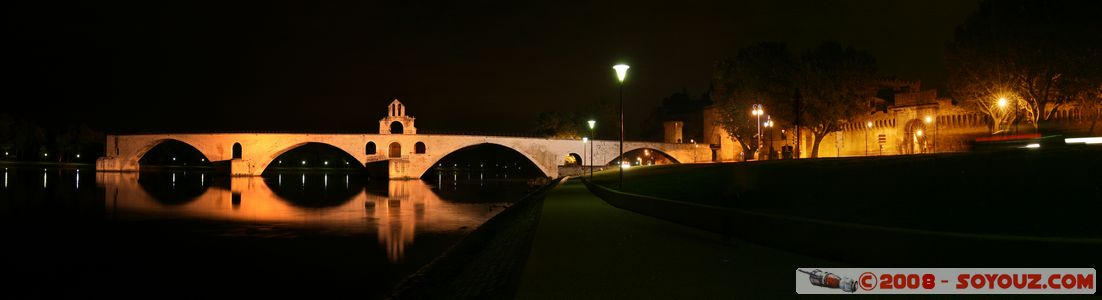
left=712, top=42, right=798, bottom=158
left=946, top=0, right=1102, bottom=134
left=796, top=42, right=879, bottom=158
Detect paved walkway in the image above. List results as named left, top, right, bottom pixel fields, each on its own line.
left=515, top=179, right=844, bottom=299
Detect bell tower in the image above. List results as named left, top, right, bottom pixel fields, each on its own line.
left=379, top=99, right=417, bottom=134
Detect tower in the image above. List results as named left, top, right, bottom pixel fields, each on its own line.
left=379, top=99, right=417, bottom=134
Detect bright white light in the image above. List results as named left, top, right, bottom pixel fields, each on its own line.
left=44, top=153, right=48, bottom=157
left=866, top=122, right=872, bottom=128
left=324, top=161, right=329, bottom=165
left=201, top=158, right=206, bottom=162
left=302, top=160, right=306, bottom=165
left=997, top=97, right=1008, bottom=108
left=613, top=64, right=630, bottom=83
left=583, top=137, right=589, bottom=143
left=76, top=154, right=81, bottom=158
left=172, top=157, right=176, bottom=161
left=588, top=120, right=596, bottom=129
left=1065, top=137, right=1102, bottom=144
left=1023, top=143, right=1040, bottom=149
left=916, top=129, right=924, bottom=137
left=925, top=116, right=933, bottom=124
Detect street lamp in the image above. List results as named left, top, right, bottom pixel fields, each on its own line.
left=613, top=64, right=629, bottom=189
left=751, top=104, right=764, bottom=160
left=588, top=120, right=596, bottom=178
left=865, top=121, right=872, bottom=156
left=997, top=97, right=1008, bottom=109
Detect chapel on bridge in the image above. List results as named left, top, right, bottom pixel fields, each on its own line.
left=379, top=99, right=416, bottom=135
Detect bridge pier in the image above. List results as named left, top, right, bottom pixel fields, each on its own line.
left=229, top=158, right=261, bottom=176
left=96, top=156, right=133, bottom=172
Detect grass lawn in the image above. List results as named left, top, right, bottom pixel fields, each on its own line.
left=588, top=145, right=1102, bottom=238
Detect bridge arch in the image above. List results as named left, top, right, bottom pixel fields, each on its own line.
left=133, top=138, right=217, bottom=170
left=606, top=147, right=681, bottom=165
left=413, top=142, right=551, bottom=179
left=564, top=153, right=582, bottom=166
left=255, top=142, right=364, bottom=175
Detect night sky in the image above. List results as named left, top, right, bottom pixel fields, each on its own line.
left=4, top=0, right=979, bottom=138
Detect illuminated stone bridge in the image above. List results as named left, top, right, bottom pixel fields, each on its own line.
left=97, top=100, right=708, bottom=178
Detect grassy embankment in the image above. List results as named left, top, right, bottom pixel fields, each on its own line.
left=588, top=146, right=1102, bottom=238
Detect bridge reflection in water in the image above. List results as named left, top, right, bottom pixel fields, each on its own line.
left=97, top=171, right=515, bottom=262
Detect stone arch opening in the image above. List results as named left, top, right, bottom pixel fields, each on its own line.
left=232, top=143, right=242, bottom=159
left=389, top=142, right=402, bottom=158
left=390, top=121, right=404, bottom=134
left=421, top=143, right=546, bottom=179
left=608, top=148, right=680, bottom=166
left=901, top=119, right=928, bottom=155
left=415, top=142, right=426, bottom=154
left=137, top=139, right=213, bottom=170
left=260, top=142, right=364, bottom=175
left=366, top=142, right=377, bottom=155
left=563, top=153, right=582, bottom=166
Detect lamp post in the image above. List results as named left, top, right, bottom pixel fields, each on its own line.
left=588, top=120, right=596, bottom=178
left=925, top=115, right=935, bottom=153
left=865, top=121, right=872, bottom=156
left=582, top=137, right=588, bottom=174
left=751, top=104, right=764, bottom=160
left=613, top=64, right=629, bottom=189
left=764, top=115, right=774, bottom=159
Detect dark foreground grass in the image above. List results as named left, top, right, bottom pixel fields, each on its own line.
left=589, top=146, right=1102, bottom=238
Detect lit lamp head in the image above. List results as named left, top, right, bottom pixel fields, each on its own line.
left=587, top=120, right=596, bottom=129
left=916, top=129, right=924, bottom=137
left=582, top=137, right=589, bottom=143
left=997, top=97, right=1008, bottom=108
left=867, top=121, right=873, bottom=128
left=925, top=116, right=933, bottom=124
left=613, top=64, right=630, bottom=83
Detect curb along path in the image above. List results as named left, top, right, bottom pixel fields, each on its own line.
left=516, top=179, right=841, bottom=298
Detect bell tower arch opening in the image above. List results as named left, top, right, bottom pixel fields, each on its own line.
left=379, top=99, right=417, bottom=135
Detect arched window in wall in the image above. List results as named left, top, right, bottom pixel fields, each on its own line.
left=366, top=142, right=377, bottom=155
left=232, top=143, right=242, bottom=159
left=414, top=142, right=426, bottom=154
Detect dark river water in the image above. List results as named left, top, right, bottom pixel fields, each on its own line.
left=0, top=166, right=536, bottom=299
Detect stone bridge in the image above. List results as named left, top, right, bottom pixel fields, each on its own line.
left=96, top=133, right=706, bottom=179
left=97, top=99, right=707, bottom=178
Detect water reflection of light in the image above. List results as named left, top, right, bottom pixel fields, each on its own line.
left=278, top=174, right=282, bottom=187
left=345, top=174, right=349, bottom=189
left=102, top=173, right=510, bottom=265
left=43, top=169, right=47, bottom=188
left=200, top=173, right=205, bottom=187
left=324, top=174, right=328, bottom=190
left=171, top=173, right=176, bottom=189
left=4, top=169, right=8, bottom=188
left=76, top=169, right=80, bottom=189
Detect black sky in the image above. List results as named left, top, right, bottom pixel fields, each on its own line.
left=4, top=0, right=979, bottom=138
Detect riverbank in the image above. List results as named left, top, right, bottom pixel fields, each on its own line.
left=588, top=146, right=1102, bottom=238
left=515, top=179, right=842, bottom=298
left=584, top=146, right=1102, bottom=266
left=386, top=177, right=563, bottom=299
